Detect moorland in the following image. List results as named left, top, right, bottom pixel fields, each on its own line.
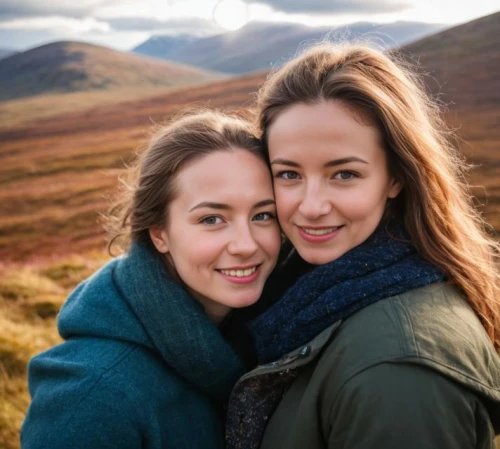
left=0, top=11, right=499, bottom=449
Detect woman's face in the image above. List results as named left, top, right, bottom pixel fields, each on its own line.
left=150, top=149, right=281, bottom=323
left=267, top=101, right=401, bottom=265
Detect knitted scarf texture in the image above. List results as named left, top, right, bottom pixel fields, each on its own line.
left=249, top=223, right=445, bottom=363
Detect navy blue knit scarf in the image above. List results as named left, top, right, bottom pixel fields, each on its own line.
left=249, top=223, right=445, bottom=363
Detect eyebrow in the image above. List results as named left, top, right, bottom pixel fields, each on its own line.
left=189, top=199, right=275, bottom=213
left=271, top=157, right=369, bottom=168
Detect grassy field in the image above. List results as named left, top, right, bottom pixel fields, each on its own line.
left=0, top=253, right=110, bottom=448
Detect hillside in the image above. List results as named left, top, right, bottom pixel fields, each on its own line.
left=402, top=11, right=500, bottom=110
left=136, top=20, right=445, bottom=74
left=400, top=11, right=500, bottom=223
left=0, top=13, right=499, bottom=264
left=0, top=72, right=266, bottom=263
left=0, top=41, right=223, bottom=101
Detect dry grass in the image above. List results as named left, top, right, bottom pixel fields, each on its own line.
left=0, top=253, right=109, bottom=449
left=0, top=86, right=189, bottom=128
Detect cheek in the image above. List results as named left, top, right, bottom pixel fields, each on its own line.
left=274, top=187, right=298, bottom=220
left=170, top=231, right=223, bottom=269
left=339, top=186, right=390, bottom=220
left=265, top=226, right=283, bottom=256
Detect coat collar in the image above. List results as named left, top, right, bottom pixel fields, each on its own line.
left=112, top=239, right=246, bottom=402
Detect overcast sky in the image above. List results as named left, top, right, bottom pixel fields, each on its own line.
left=1, top=0, right=498, bottom=51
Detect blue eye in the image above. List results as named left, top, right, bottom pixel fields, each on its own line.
left=201, top=216, right=223, bottom=225
left=253, top=212, right=275, bottom=222
left=334, top=171, right=358, bottom=180
left=276, top=170, right=300, bottom=180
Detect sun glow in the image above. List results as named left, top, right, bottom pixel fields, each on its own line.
left=213, top=0, right=249, bottom=30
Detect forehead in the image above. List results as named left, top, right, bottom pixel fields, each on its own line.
left=268, top=101, right=383, bottom=159
left=173, top=150, right=273, bottom=206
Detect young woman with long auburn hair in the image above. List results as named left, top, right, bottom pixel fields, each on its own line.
left=226, top=42, right=500, bottom=449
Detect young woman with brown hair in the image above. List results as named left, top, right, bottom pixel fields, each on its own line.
left=21, top=110, right=281, bottom=449
left=226, top=42, right=500, bottom=449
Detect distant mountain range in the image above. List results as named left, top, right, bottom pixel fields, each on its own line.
left=133, top=34, right=198, bottom=60
left=0, top=19, right=474, bottom=103
left=0, top=41, right=221, bottom=101
left=132, top=20, right=446, bottom=74
left=0, top=48, right=17, bottom=60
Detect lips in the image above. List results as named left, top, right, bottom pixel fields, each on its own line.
left=301, top=226, right=341, bottom=236
left=216, top=264, right=261, bottom=285
left=218, top=266, right=257, bottom=277
left=297, top=225, right=343, bottom=243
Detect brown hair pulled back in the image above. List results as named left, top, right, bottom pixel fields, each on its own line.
left=105, top=109, right=265, bottom=252
left=257, top=41, right=500, bottom=351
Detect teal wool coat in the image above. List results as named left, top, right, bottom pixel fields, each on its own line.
left=21, top=241, right=245, bottom=449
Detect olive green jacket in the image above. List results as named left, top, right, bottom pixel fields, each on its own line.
left=228, top=283, right=500, bottom=449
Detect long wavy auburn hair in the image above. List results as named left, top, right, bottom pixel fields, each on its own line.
left=256, top=42, right=500, bottom=352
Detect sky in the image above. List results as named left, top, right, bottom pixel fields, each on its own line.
left=0, top=0, right=499, bottom=51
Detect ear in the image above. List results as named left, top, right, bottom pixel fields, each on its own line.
left=149, top=227, right=169, bottom=254
left=387, top=178, right=402, bottom=199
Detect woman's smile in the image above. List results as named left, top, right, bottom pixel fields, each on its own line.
left=298, top=225, right=344, bottom=243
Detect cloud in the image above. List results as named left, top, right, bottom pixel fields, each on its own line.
left=106, top=17, right=224, bottom=36
left=0, top=26, right=149, bottom=51
left=0, top=0, right=119, bottom=21
left=0, top=16, right=110, bottom=32
left=248, top=0, right=411, bottom=15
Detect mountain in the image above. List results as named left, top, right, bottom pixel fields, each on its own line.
left=0, top=41, right=223, bottom=101
left=399, top=11, right=500, bottom=232
left=135, top=20, right=446, bottom=74
left=132, top=34, right=199, bottom=59
left=401, top=11, right=500, bottom=110
left=0, top=48, right=17, bottom=60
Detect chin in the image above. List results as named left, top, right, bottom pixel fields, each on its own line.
left=229, top=291, right=263, bottom=309
left=297, top=248, right=342, bottom=265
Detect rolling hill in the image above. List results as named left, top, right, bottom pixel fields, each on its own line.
left=400, top=11, right=500, bottom=224
left=402, top=11, right=500, bottom=110
left=0, top=41, right=223, bottom=101
left=133, top=20, right=446, bottom=74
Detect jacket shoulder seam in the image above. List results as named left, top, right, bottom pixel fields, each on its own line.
left=390, top=294, right=419, bottom=357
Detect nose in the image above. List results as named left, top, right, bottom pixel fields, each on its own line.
left=298, top=180, right=332, bottom=219
left=227, top=222, right=259, bottom=257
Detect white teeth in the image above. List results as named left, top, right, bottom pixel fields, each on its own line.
left=302, top=227, right=337, bottom=236
left=220, top=267, right=257, bottom=277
